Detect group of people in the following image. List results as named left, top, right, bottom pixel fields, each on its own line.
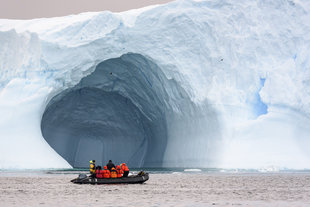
left=89, top=160, right=129, bottom=179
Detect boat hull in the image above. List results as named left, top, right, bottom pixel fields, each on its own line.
left=71, top=173, right=149, bottom=184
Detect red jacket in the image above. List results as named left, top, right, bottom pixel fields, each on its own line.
left=96, top=169, right=104, bottom=178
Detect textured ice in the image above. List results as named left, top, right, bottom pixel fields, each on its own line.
left=41, top=54, right=219, bottom=167
left=1, top=0, right=310, bottom=169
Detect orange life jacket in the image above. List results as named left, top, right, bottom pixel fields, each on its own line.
left=110, top=168, right=117, bottom=178
left=116, top=167, right=124, bottom=178
left=122, top=164, right=129, bottom=172
left=103, top=169, right=110, bottom=178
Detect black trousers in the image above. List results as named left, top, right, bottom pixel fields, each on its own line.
left=123, top=171, right=129, bottom=177
left=90, top=173, right=96, bottom=178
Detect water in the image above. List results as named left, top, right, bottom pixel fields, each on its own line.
left=1, top=167, right=310, bottom=206
left=1, top=167, right=309, bottom=177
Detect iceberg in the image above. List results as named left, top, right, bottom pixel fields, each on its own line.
left=1, top=0, right=310, bottom=169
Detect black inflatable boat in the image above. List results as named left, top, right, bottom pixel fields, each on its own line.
left=71, top=172, right=149, bottom=184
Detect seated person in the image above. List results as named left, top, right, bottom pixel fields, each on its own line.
left=96, top=166, right=104, bottom=178
left=106, top=160, right=116, bottom=171
left=121, top=163, right=129, bottom=177
left=110, top=167, right=117, bottom=178
left=103, top=166, right=110, bottom=178
left=116, top=165, right=124, bottom=178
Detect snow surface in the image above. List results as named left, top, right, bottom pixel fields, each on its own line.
left=1, top=0, right=310, bottom=169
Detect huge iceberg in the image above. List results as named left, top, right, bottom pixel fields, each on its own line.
left=1, top=0, right=310, bottom=169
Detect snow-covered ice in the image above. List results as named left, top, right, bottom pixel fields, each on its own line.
left=0, top=0, right=310, bottom=169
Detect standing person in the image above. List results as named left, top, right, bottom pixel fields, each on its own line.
left=89, top=160, right=96, bottom=178
left=106, top=160, right=116, bottom=171
left=121, top=163, right=130, bottom=177
left=110, top=167, right=117, bottom=178
left=116, top=165, right=124, bottom=178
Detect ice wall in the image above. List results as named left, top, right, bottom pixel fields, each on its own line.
left=1, top=0, right=310, bottom=169
left=41, top=54, right=220, bottom=168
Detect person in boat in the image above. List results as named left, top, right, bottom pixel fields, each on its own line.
left=116, top=165, right=124, bottom=178
left=89, top=160, right=96, bottom=178
left=96, top=166, right=104, bottom=178
left=110, top=167, right=118, bottom=178
left=103, top=166, right=111, bottom=178
left=121, top=163, right=130, bottom=177
left=106, top=160, right=116, bottom=171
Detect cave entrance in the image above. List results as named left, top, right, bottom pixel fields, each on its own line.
left=41, top=54, right=168, bottom=168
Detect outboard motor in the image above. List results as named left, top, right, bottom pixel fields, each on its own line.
left=78, top=173, right=87, bottom=180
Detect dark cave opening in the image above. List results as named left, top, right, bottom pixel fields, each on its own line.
left=41, top=53, right=171, bottom=168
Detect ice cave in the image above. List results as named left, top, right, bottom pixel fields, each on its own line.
left=41, top=53, right=220, bottom=168
left=1, top=0, right=310, bottom=169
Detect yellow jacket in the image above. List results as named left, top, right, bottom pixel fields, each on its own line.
left=90, top=163, right=96, bottom=174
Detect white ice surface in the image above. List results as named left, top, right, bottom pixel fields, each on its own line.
left=1, top=0, right=310, bottom=169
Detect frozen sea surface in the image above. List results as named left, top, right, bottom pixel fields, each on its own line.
left=1, top=169, right=310, bottom=207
